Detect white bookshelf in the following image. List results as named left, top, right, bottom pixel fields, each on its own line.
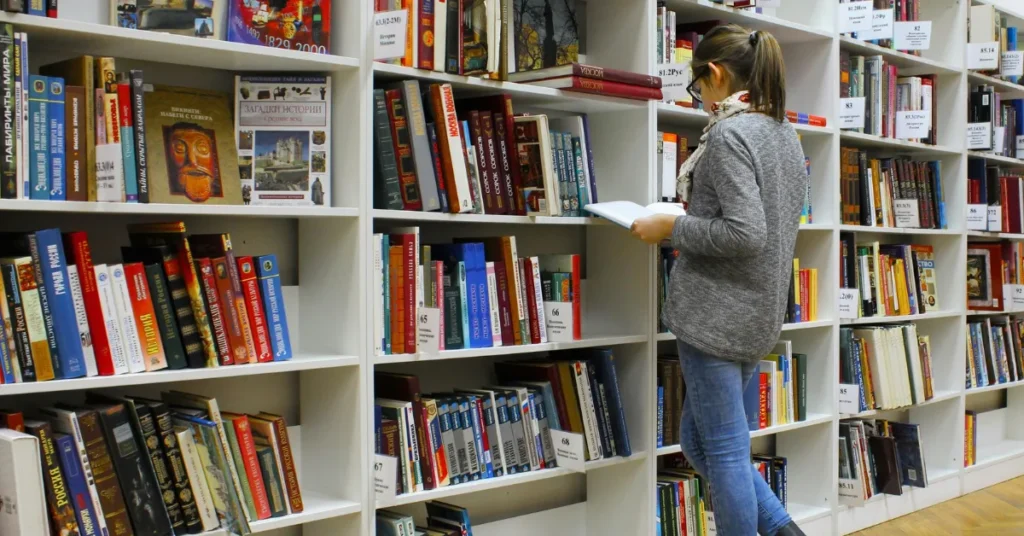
left=2, top=1, right=1024, bottom=535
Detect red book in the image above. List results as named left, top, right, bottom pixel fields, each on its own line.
left=758, top=372, right=768, bottom=429
left=236, top=256, right=273, bottom=363
left=211, top=257, right=250, bottom=365
left=508, top=63, right=663, bottom=88
left=384, top=89, right=423, bottom=211
left=526, top=76, right=663, bottom=100
left=492, top=260, right=514, bottom=346
left=0, top=409, right=24, bottom=431
left=390, top=233, right=417, bottom=354
left=223, top=413, right=272, bottom=520
left=62, top=232, right=115, bottom=376
left=388, top=246, right=405, bottom=355
left=808, top=115, right=827, bottom=127
left=479, top=112, right=509, bottom=214
left=472, top=396, right=495, bottom=468
left=417, top=0, right=434, bottom=70
left=523, top=258, right=541, bottom=344
left=468, top=111, right=497, bottom=213
left=799, top=269, right=809, bottom=322
left=254, top=412, right=303, bottom=513
left=123, top=262, right=168, bottom=372
left=456, top=96, right=524, bottom=214
left=196, top=258, right=233, bottom=366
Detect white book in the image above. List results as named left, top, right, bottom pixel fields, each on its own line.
left=902, top=325, right=927, bottom=404
left=513, top=114, right=560, bottom=216
left=485, top=0, right=498, bottom=74
left=373, top=234, right=384, bottom=356
left=175, top=427, right=219, bottom=532
left=485, top=262, right=502, bottom=347
left=377, top=398, right=417, bottom=493
left=773, top=341, right=794, bottom=424
left=495, top=385, right=540, bottom=470
left=0, top=429, right=49, bottom=535
left=109, top=264, right=147, bottom=374
left=436, top=84, right=473, bottom=213
left=458, top=388, right=507, bottom=475
left=549, top=116, right=592, bottom=207
left=884, top=327, right=906, bottom=407
left=574, top=361, right=603, bottom=460
left=463, top=131, right=485, bottom=214
left=529, top=257, right=547, bottom=344
left=584, top=201, right=686, bottom=230
left=93, top=264, right=131, bottom=375
left=895, top=327, right=914, bottom=406
left=37, top=406, right=109, bottom=536
left=433, top=0, right=448, bottom=72
left=66, top=265, right=98, bottom=377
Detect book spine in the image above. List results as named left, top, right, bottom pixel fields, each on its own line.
left=128, top=70, right=147, bottom=203
left=93, top=265, right=131, bottom=375
left=109, top=264, right=147, bottom=374
left=143, top=263, right=187, bottom=370
left=401, top=80, right=441, bottom=212
left=486, top=262, right=502, bottom=347
left=372, top=89, right=404, bottom=210
left=222, top=422, right=257, bottom=521
left=149, top=403, right=202, bottom=533
left=171, top=242, right=219, bottom=368
left=589, top=365, right=615, bottom=457
left=24, top=242, right=61, bottom=382
left=196, top=258, right=232, bottom=366
left=480, top=112, right=508, bottom=214
left=494, top=396, right=518, bottom=474
left=255, top=254, right=292, bottom=361
left=571, top=63, right=663, bottom=88
left=232, top=417, right=272, bottom=520
left=384, top=88, right=423, bottom=211
left=494, top=110, right=524, bottom=214
left=65, top=233, right=115, bottom=375
left=470, top=397, right=494, bottom=477
left=157, top=251, right=205, bottom=368
left=12, top=258, right=55, bottom=381
left=523, top=259, right=541, bottom=344
left=492, top=259, right=514, bottom=346
left=444, top=0, right=459, bottom=73
left=238, top=256, right=273, bottom=362
left=54, top=433, right=99, bottom=536
left=401, top=238, right=417, bottom=353
left=28, top=75, right=48, bottom=199
left=33, top=229, right=87, bottom=378
left=503, top=237, right=526, bottom=344
left=425, top=122, right=450, bottom=212
left=256, top=447, right=287, bottom=517
left=523, top=393, right=544, bottom=468
left=212, top=257, right=248, bottom=365
left=175, top=427, right=219, bottom=531
left=65, top=265, right=98, bottom=377
left=430, top=84, right=472, bottom=212
left=115, top=82, right=137, bottom=202
left=45, top=76, right=64, bottom=201
left=504, top=394, right=531, bottom=472
left=64, top=85, right=86, bottom=200
left=0, top=25, right=13, bottom=199
left=11, top=31, right=20, bottom=200
left=418, top=0, right=434, bottom=69
left=78, top=410, right=133, bottom=535
left=560, top=77, right=664, bottom=100
left=529, top=258, right=546, bottom=343
left=218, top=245, right=257, bottom=364
left=455, top=400, right=479, bottom=480
left=134, top=406, right=186, bottom=533
left=0, top=272, right=14, bottom=383
left=123, top=263, right=167, bottom=372
left=412, top=400, right=437, bottom=490
left=269, top=419, right=302, bottom=513
left=26, top=422, right=81, bottom=534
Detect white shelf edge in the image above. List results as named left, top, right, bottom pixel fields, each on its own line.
left=840, top=310, right=962, bottom=325
left=373, top=335, right=649, bottom=364
left=213, top=494, right=361, bottom=535
left=0, top=354, right=359, bottom=396
left=781, top=320, right=833, bottom=331
left=670, top=0, right=834, bottom=41
left=789, top=503, right=834, bottom=524
left=967, top=151, right=1024, bottom=167
left=656, top=332, right=676, bottom=342
left=838, top=131, right=962, bottom=156
left=840, top=390, right=961, bottom=418
left=967, top=230, right=1024, bottom=240
left=967, top=440, right=1024, bottom=473
left=966, top=379, right=1024, bottom=395
left=838, top=36, right=961, bottom=74
left=657, top=414, right=834, bottom=453
left=838, top=224, right=962, bottom=236
left=799, top=223, right=834, bottom=231
left=372, top=209, right=603, bottom=225
left=0, top=200, right=360, bottom=218
left=967, top=71, right=1024, bottom=99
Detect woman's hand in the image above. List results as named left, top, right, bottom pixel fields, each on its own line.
left=630, top=214, right=677, bottom=244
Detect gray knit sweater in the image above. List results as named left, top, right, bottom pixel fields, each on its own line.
left=661, top=113, right=806, bottom=362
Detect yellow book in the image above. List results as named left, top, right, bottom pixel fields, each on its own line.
left=858, top=337, right=876, bottom=409
left=792, top=258, right=800, bottom=319
left=776, top=370, right=785, bottom=425
left=893, top=259, right=910, bottom=315
left=0, top=257, right=55, bottom=381
left=809, top=268, right=818, bottom=321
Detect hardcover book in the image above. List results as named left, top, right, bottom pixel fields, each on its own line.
left=76, top=409, right=134, bottom=536
left=54, top=433, right=101, bottom=536
left=513, top=0, right=580, bottom=73
left=236, top=256, right=273, bottom=362
left=1, top=257, right=54, bottom=381
left=143, top=85, right=242, bottom=205
left=0, top=429, right=48, bottom=535
left=123, top=262, right=169, bottom=371
left=31, top=229, right=88, bottom=379
left=226, top=0, right=330, bottom=54
left=24, top=420, right=80, bottom=536
left=254, top=254, right=292, bottom=361
left=234, top=75, right=331, bottom=206
left=188, top=233, right=255, bottom=363
left=112, top=0, right=225, bottom=39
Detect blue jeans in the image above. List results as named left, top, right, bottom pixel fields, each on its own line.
left=676, top=339, right=792, bottom=536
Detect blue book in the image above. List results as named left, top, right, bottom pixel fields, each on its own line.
left=972, top=324, right=989, bottom=386
left=119, top=86, right=138, bottom=203
left=255, top=254, right=292, bottom=361
left=381, top=234, right=390, bottom=355
left=374, top=404, right=382, bottom=454
left=55, top=433, right=101, bottom=536
left=28, top=75, right=48, bottom=200
left=742, top=371, right=761, bottom=431
left=27, top=0, right=44, bottom=16
left=471, top=243, right=492, bottom=348
left=657, top=386, right=664, bottom=447
left=655, top=485, right=662, bottom=535
left=571, top=136, right=590, bottom=209
left=561, top=132, right=579, bottom=216
left=930, top=162, right=946, bottom=229
left=32, top=229, right=87, bottom=379
left=425, top=501, right=474, bottom=536
left=46, top=77, right=65, bottom=201
left=436, top=401, right=462, bottom=484
left=24, top=234, right=65, bottom=379
left=585, top=349, right=632, bottom=456
left=465, top=395, right=493, bottom=478
left=436, top=243, right=491, bottom=349
left=1009, top=27, right=1019, bottom=85
left=851, top=335, right=868, bottom=412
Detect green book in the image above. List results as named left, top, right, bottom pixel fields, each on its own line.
left=223, top=421, right=257, bottom=520
left=256, top=445, right=287, bottom=517
left=143, top=262, right=188, bottom=369
left=794, top=353, right=808, bottom=422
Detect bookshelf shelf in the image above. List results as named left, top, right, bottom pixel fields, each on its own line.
left=840, top=390, right=961, bottom=418
left=839, top=310, right=962, bottom=325
left=966, top=71, right=1024, bottom=99
left=750, top=413, right=834, bottom=438
left=373, top=334, right=649, bottom=364
left=837, top=224, right=963, bottom=236
left=656, top=102, right=710, bottom=127
left=970, top=439, right=1024, bottom=471
left=789, top=503, right=834, bottom=524
left=838, top=36, right=961, bottom=75
left=665, top=0, right=834, bottom=43
left=213, top=493, right=361, bottom=535
left=371, top=209, right=604, bottom=226
left=967, top=231, right=1024, bottom=240
left=966, top=151, right=1024, bottom=167
left=656, top=332, right=676, bottom=342
left=781, top=319, right=833, bottom=331
left=966, top=380, right=1024, bottom=395
left=799, top=223, right=834, bottom=231
left=656, top=444, right=682, bottom=457
left=838, top=131, right=962, bottom=156
left=0, top=200, right=361, bottom=218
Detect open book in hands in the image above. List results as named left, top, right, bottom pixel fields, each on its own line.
left=584, top=201, right=687, bottom=229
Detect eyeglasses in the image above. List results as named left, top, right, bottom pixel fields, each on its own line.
left=687, top=65, right=708, bottom=104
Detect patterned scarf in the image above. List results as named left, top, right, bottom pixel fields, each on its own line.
left=676, top=91, right=752, bottom=206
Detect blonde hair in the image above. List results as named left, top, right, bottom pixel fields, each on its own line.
left=692, top=24, right=787, bottom=121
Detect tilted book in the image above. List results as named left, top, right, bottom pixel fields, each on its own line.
left=0, top=429, right=48, bottom=535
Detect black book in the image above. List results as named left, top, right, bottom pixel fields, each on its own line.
left=442, top=262, right=463, bottom=349
left=445, top=0, right=460, bottom=74
left=121, top=246, right=204, bottom=369
left=256, top=445, right=287, bottom=517
left=136, top=398, right=203, bottom=534
left=120, top=396, right=188, bottom=534
left=585, top=361, right=614, bottom=458
left=868, top=435, right=903, bottom=496
left=1, top=263, right=34, bottom=381
left=890, top=422, right=927, bottom=488
left=0, top=24, right=13, bottom=199
left=373, top=89, right=404, bottom=210
left=128, top=70, right=149, bottom=203
left=25, top=419, right=81, bottom=535
left=94, top=402, right=175, bottom=536
left=143, top=262, right=189, bottom=370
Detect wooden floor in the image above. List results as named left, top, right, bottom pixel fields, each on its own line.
left=853, top=477, right=1024, bottom=535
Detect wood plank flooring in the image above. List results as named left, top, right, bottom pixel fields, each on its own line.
left=852, top=477, right=1024, bottom=535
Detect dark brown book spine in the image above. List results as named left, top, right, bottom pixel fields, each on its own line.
left=493, top=112, right=523, bottom=214
left=256, top=446, right=287, bottom=517
left=77, top=410, right=134, bottom=536
left=480, top=112, right=508, bottom=214
left=269, top=417, right=303, bottom=513
left=146, top=401, right=202, bottom=534
left=25, top=420, right=80, bottom=536
left=65, top=85, right=87, bottom=201
left=570, top=64, right=663, bottom=88
left=132, top=403, right=187, bottom=534
left=468, top=110, right=496, bottom=213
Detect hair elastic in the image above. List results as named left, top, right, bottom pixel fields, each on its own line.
left=749, top=31, right=759, bottom=46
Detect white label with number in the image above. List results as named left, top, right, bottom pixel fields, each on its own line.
left=839, top=477, right=866, bottom=506
left=417, top=307, right=441, bottom=354
left=896, top=110, right=930, bottom=139
left=894, top=199, right=920, bottom=228
left=1003, top=51, right=1024, bottom=77
left=839, top=288, right=860, bottom=319
left=839, top=97, right=866, bottom=129
left=967, top=204, right=989, bottom=230
left=373, top=454, right=398, bottom=504
left=859, top=9, right=894, bottom=41
left=373, top=10, right=407, bottom=61
left=544, top=301, right=574, bottom=342
left=1010, top=285, right=1024, bottom=311
left=894, top=21, right=931, bottom=50
left=705, top=512, right=718, bottom=535
left=839, top=383, right=860, bottom=414
left=1017, top=135, right=1024, bottom=154
left=968, top=42, right=1001, bottom=70
left=550, top=430, right=586, bottom=472
left=988, top=205, right=1003, bottom=232
left=840, top=1, right=873, bottom=33
left=967, top=122, right=993, bottom=150
left=995, top=127, right=1007, bottom=154
left=658, top=63, right=691, bottom=102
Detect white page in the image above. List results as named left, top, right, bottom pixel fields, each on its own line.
left=584, top=201, right=686, bottom=229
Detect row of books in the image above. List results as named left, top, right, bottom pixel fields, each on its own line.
left=839, top=53, right=937, bottom=144
left=840, top=0, right=923, bottom=56
left=0, top=223, right=293, bottom=385
left=839, top=324, right=935, bottom=413
left=969, top=4, right=1020, bottom=84
left=373, top=351, right=631, bottom=495
left=656, top=247, right=678, bottom=335
left=787, top=259, right=819, bottom=324
left=656, top=132, right=690, bottom=203
left=743, top=341, right=809, bottom=430
left=839, top=149, right=946, bottom=229
left=839, top=235, right=941, bottom=318
left=967, top=241, right=1023, bottom=312
left=109, top=0, right=333, bottom=54
left=373, top=229, right=581, bottom=355
left=656, top=463, right=712, bottom=536
left=0, top=392, right=302, bottom=535
left=0, top=0, right=54, bottom=17
left=966, top=316, right=1024, bottom=389
left=968, top=163, right=1024, bottom=233
left=2, top=46, right=332, bottom=206
left=838, top=418, right=927, bottom=506
left=378, top=502, right=471, bottom=536
left=655, top=5, right=696, bottom=109
left=964, top=410, right=977, bottom=467
left=656, top=357, right=683, bottom=448
left=968, top=87, right=1022, bottom=157
left=373, top=82, right=599, bottom=217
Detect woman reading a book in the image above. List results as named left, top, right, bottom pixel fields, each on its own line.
left=631, top=25, right=807, bottom=536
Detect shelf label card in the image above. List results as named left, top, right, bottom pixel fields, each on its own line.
left=550, top=430, right=586, bottom=472
left=373, top=454, right=398, bottom=503
left=840, top=1, right=874, bottom=34
left=1010, top=285, right=1024, bottom=311
left=967, top=122, right=993, bottom=150
left=967, top=204, right=989, bottom=230
left=839, top=383, right=860, bottom=414
left=373, top=10, right=408, bottom=61
left=417, top=307, right=441, bottom=354
left=859, top=8, right=894, bottom=41
left=96, top=143, right=125, bottom=202
left=994, top=127, right=1007, bottom=154
left=894, top=199, right=921, bottom=228
left=988, top=205, right=1003, bottom=232
left=544, top=301, right=574, bottom=342
left=1017, top=135, right=1024, bottom=153
left=839, top=478, right=866, bottom=507
left=839, top=97, right=866, bottom=129
left=894, top=20, right=931, bottom=50
left=895, top=110, right=930, bottom=139
left=968, top=42, right=1001, bottom=70
left=839, top=288, right=860, bottom=319
left=658, top=63, right=691, bottom=102
left=1003, top=51, right=1024, bottom=77
left=705, top=513, right=718, bottom=535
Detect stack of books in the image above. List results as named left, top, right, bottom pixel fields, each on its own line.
left=786, top=258, right=819, bottom=324
left=753, top=454, right=789, bottom=509
left=968, top=162, right=1024, bottom=232
left=839, top=235, right=940, bottom=318
left=966, top=315, right=1024, bottom=389
left=838, top=419, right=927, bottom=505
left=0, top=223, right=293, bottom=385
left=970, top=4, right=1020, bottom=84
left=743, top=341, right=809, bottom=430
left=656, top=454, right=712, bottom=536
left=839, top=52, right=937, bottom=143
left=373, top=229, right=581, bottom=355
left=839, top=149, right=947, bottom=229
left=967, top=241, right=1024, bottom=312
left=373, top=82, right=599, bottom=216
left=839, top=325, right=935, bottom=412
left=510, top=63, right=664, bottom=100
left=373, top=350, right=631, bottom=495
left=0, top=394, right=302, bottom=535
left=378, top=502, right=471, bottom=535
left=968, top=87, right=1021, bottom=157
left=841, top=0, right=923, bottom=56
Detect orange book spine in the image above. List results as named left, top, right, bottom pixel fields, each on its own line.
left=123, top=262, right=167, bottom=372
left=236, top=256, right=273, bottom=363
left=196, top=258, right=233, bottom=366
left=388, top=246, right=405, bottom=354
left=799, top=269, right=809, bottom=322
left=230, top=415, right=272, bottom=520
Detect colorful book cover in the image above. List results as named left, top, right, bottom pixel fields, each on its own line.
left=254, top=254, right=292, bottom=361
left=513, top=0, right=579, bottom=72
left=236, top=256, right=272, bottom=362
left=116, top=82, right=138, bottom=202
left=28, top=75, right=48, bottom=200
left=113, top=0, right=224, bottom=39
left=46, top=76, right=65, bottom=201
left=0, top=24, right=15, bottom=200
left=123, top=262, right=168, bottom=371
left=31, top=229, right=87, bottom=379
left=24, top=420, right=80, bottom=535
left=54, top=433, right=100, bottom=536
left=226, top=0, right=330, bottom=54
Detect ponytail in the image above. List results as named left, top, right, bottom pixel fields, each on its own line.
left=692, top=24, right=787, bottom=121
